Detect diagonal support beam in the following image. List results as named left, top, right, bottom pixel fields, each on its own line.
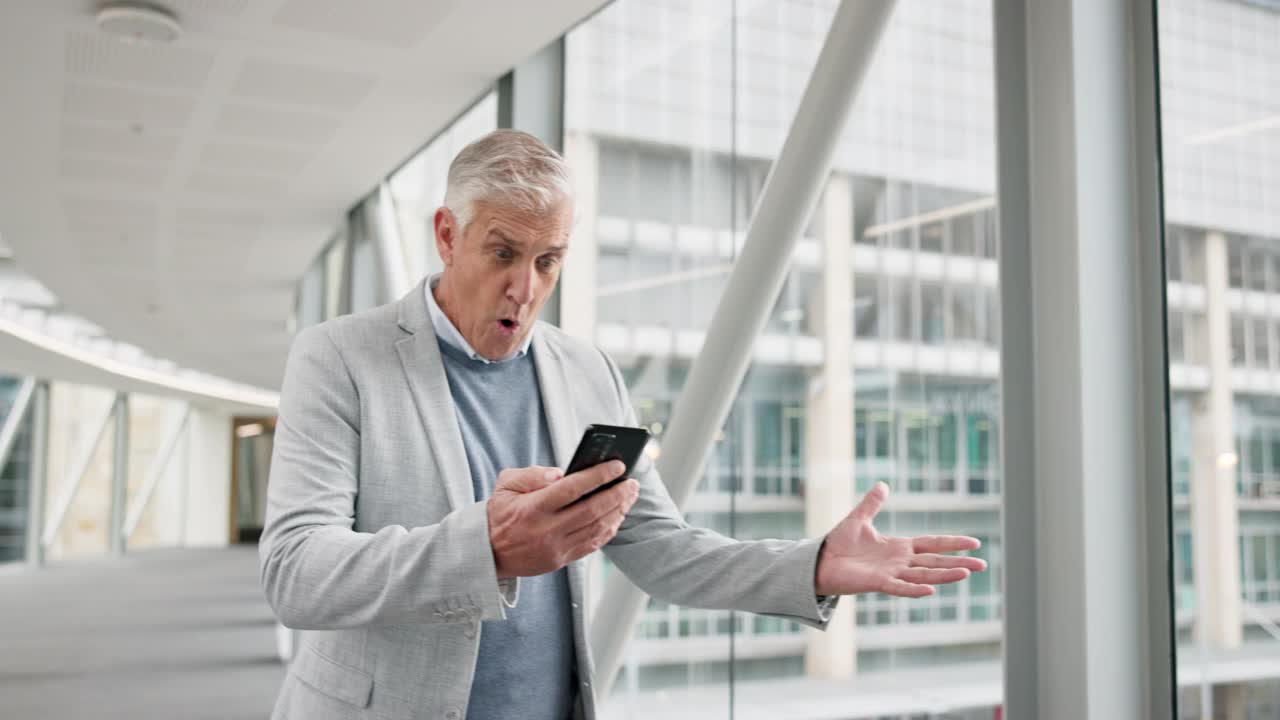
left=0, top=377, right=36, bottom=471
left=41, top=392, right=119, bottom=550
left=589, top=0, right=897, bottom=695
left=122, top=403, right=191, bottom=541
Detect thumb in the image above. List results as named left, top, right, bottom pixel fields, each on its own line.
left=496, top=466, right=563, bottom=494
left=849, top=481, right=889, bottom=524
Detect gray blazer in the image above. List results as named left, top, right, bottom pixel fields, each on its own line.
left=260, top=279, right=829, bottom=720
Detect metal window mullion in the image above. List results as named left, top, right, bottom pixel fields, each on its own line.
left=24, top=381, right=48, bottom=566
left=995, top=0, right=1175, bottom=716
left=109, top=393, right=129, bottom=556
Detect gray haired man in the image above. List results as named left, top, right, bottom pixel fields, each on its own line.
left=260, top=129, right=987, bottom=720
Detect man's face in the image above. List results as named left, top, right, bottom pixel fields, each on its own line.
left=433, top=198, right=573, bottom=360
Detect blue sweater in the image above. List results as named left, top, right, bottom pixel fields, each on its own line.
left=436, top=338, right=576, bottom=720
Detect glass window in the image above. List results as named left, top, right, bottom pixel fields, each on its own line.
left=1168, top=310, right=1185, bottom=364
left=1254, top=317, right=1271, bottom=370
left=920, top=221, right=944, bottom=253
left=892, top=277, right=915, bottom=342
left=0, top=376, right=33, bottom=564
left=950, top=214, right=977, bottom=256
left=1247, top=244, right=1269, bottom=292
left=349, top=215, right=380, bottom=313
left=1166, top=226, right=1185, bottom=282
left=1231, top=316, right=1247, bottom=368
left=1228, top=237, right=1246, bottom=289
left=921, top=281, right=945, bottom=346
left=950, top=284, right=980, bottom=344
left=322, top=234, right=348, bottom=320
left=388, top=93, right=498, bottom=276
left=296, top=256, right=324, bottom=330
left=567, top=0, right=1003, bottom=714
left=1159, top=0, right=1280, bottom=710
left=854, top=274, right=881, bottom=339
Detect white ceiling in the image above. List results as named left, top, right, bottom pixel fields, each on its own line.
left=0, top=0, right=604, bottom=390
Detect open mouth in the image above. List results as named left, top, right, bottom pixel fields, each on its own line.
left=498, top=318, right=520, bottom=333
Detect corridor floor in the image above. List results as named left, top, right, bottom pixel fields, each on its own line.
left=0, top=546, right=284, bottom=719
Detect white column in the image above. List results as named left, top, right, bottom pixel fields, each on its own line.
left=803, top=175, right=856, bottom=678
left=182, top=406, right=233, bottom=547
left=1192, top=231, right=1243, bottom=649
left=561, top=132, right=599, bottom=342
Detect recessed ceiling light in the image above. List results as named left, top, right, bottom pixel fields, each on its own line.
left=96, top=4, right=182, bottom=45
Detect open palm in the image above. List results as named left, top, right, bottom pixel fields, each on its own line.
left=815, top=482, right=987, bottom=598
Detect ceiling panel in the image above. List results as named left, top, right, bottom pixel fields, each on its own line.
left=65, top=32, right=215, bottom=91
left=0, top=0, right=608, bottom=390
left=271, top=0, right=462, bottom=48
left=196, top=139, right=313, bottom=175
left=213, top=102, right=339, bottom=145
left=231, top=59, right=378, bottom=109
left=62, top=122, right=182, bottom=164
left=62, top=83, right=198, bottom=131
left=58, top=155, right=169, bottom=187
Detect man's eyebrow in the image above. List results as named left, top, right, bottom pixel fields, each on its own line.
left=487, top=229, right=525, bottom=247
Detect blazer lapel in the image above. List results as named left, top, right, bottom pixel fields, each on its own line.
left=531, top=329, right=581, bottom=470
left=394, top=279, right=474, bottom=513
left=531, top=330, right=591, bottom=639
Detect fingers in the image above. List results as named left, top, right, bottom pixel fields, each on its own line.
left=912, top=534, right=981, bottom=554
left=898, top=567, right=970, bottom=585
left=564, top=503, right=628, bottom=546
left=563, top=501, right=632, bottom=562
left=849, top=481, right=889, bottom=523
left=881, top=579, right=934, bottom=598
left=910, top=553, right=988, bottom=572
left=561, top=479, right=639, bottom=533
left=495, top=466, right=562, bottom=493
left=538, top=460, right=627, bottom=511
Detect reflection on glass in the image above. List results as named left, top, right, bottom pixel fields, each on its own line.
left=567, top=0, right=1002, bottom=716
left=1160, top=0, right=1280, bottom=716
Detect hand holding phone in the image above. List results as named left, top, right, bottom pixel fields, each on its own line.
left=486, top=426, right=650, bottom=578
left=564, top=424, right=651, bottom=506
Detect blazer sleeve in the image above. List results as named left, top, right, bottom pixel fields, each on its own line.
left=259, top=325, right=511, bottom=630
left=597, top=350, right=836, bottom=630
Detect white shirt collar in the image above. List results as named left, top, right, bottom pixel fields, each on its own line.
left=424, top=273, right=533, bottom=364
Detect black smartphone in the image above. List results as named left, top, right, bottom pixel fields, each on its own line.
left=564, top=424, right=652, bottom=506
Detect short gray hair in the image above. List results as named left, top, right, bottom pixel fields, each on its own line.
left=443, top=129, right=573, bottom=231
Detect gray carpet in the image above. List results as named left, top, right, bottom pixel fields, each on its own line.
left=0, top=546, right=285, bottom=719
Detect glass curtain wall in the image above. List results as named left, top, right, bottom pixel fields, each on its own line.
left=1158, top=0, right=1280, bottom=717
left=564, top=1, right=1002, bottom=717
left=389, top=92, right=498, bottom=279
left=0, top=375, right=34, bottom=562
left=295, top=92, right=498, bottom=320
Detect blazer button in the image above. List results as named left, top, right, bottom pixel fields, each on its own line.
left=446, top=709, right=461, bottom=720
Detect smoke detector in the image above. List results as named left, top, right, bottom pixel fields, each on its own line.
left=96, top=4, right=182, bottom=44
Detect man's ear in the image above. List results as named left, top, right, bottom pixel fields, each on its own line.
left=434, top=207, right=457, bottom=267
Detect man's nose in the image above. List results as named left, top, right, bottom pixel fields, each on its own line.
left=506, top=264, right=537, bottom=305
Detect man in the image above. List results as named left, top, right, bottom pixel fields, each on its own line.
left=260, top=129, right=986, bottom=720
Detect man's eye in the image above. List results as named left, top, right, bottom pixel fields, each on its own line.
left=537, top=257, right=559, bottom=271
left=495, top=248, right=513, bottom=261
